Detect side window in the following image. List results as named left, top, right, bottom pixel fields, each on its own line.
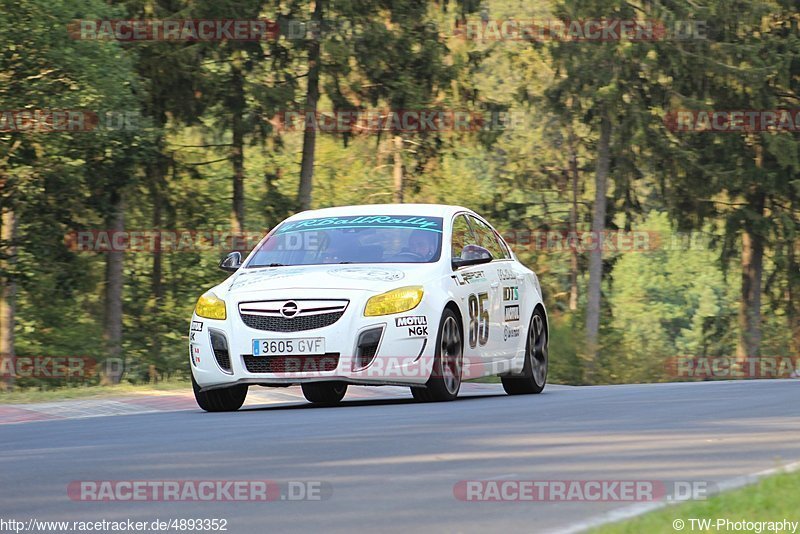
left=468, top=216, right=508, bottom=259
left=451, top=214, right=477, bottom=259
left=496, top=233, right=512, bottom=259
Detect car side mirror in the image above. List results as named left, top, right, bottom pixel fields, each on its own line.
left=219, top=251, right=242, bottom=272
left=452, top=245, right=493, bottom=269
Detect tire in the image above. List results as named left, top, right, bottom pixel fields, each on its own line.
left=192, top=374, right=248, bottom=412
left=301, top=381, right=347, bottom=405
left=411, top=308, right=463, bottom=402
left=502, top=307, right=548, bottom=395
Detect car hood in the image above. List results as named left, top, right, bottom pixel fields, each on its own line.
left=219, top=264, right=440, bottom=297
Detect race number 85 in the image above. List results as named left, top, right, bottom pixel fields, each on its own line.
left=468, top=292, right=489, bottom=348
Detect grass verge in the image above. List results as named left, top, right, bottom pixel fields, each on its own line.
left=0, top=379, right=191, bottom=404
left=592, top=468, right=800, bottom=533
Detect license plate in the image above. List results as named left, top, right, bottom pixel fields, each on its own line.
left=252, top=337, right=325, bottom=356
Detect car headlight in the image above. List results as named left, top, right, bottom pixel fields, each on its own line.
left=195, top=292, right=227, bottom=320
left=364, top=286, right=424, bottom=317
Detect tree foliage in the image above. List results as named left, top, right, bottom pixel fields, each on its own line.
left=0, top=0, right=797, bottom=389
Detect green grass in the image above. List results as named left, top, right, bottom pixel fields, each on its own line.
left=592, top=468, right=800, bottom=534
left=0, top=379, right=191, bottom=404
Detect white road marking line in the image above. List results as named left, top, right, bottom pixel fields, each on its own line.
left=553, top=459, right=800, bottom=534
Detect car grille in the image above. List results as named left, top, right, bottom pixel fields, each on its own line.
left=242, top=354, right=340, bottom=373
left=208, top=329, right=233, bottom=374
left=213, top=348, right=231, bottom=372
left=353, top=326, right=383, bottom=370
left=239, top=299, right=348, bottom=332
left=360, top=344, right=378, bottom=362
left=240, top=312, right=344, bottom=332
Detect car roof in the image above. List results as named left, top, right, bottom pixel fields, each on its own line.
left=285, top=203, right=475, bottom=222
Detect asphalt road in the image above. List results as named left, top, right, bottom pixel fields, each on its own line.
left=1, top=380, right=799, bottom=533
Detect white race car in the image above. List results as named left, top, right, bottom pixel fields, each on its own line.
left=189, top=204, right=548, bottom=410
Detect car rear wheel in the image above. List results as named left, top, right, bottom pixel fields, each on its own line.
left=502, top=307, right=548, bottom=395
left=301, top=381, right=347, bottom=405
left=192, top=374, right=248, bottom=412
left=411, top=308, right=463, bottom=402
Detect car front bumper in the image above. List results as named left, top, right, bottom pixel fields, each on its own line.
left=189, top=288, right=440, bottom=391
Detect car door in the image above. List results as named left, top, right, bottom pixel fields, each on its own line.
left=449, top=214, right=498, bottom=374
left=467, top=215, right=523, bottom=361
left=478, top=218, right=539, bottom=364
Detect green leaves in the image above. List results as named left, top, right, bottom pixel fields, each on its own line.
left=4, top=0, right=799, bottom=387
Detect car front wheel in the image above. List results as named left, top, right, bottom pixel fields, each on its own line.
left=301, top=381, right=348, bottom=405
left=192, top=374, right=248, bottom=412
left=411, top=308, right=463, bottom=402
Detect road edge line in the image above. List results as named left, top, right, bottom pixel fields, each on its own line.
left=552, top=459, right=800, bottom=534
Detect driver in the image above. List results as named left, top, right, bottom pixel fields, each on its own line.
left=407, top=230, right=438, bottom=261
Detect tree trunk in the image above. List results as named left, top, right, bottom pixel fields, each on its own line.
left=787, top=238, right=799, bottom=357
left=736, top=191, right=765, bottom=361
left=101, top=193, right=125, bottom=385
left=231, top=62, right=246, bottom=234
left=392, top=135, right=404, bottom=203
left=568, top=134, right=580, bottom=311
left=147, top=154, right=167, bottom=369
left=585, top=114, right=611, bottom=377
left=264, top=168, right=283, bottom=228
left=0, top=206, right=17, bottom=391
left=147, top=158, right=166, bottom=304
left=297, top=0, right=324, bottom=211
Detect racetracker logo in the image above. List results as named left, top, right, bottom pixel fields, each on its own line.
left=68, top=19, right=280, bottom=41
left=272, top=109, right=524, bottom=133
left=666, top=356, right=800, bottom=379
left=453, top=480, right=714, bottom=502
left=0, top=110, right=139, bottom=133
left=664, top=110, right=800, bottom=132
left=342, top=355, right=515, bottom=380
left=0, top=355, right=117, bottom=380
left=65, top=230, right=266, bottom=252
left=453, top=18, right=706, bottom=42
left=67, top=480, right=332, bottom=501
left=246, top=355, right=506, bottom=379
left=501, top=230, right=655, bottom=253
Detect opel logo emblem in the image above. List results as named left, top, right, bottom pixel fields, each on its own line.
left=280, top=301, right=299, bottom=318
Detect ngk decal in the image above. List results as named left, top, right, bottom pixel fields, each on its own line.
left=396, top=315, right=429, bottom=337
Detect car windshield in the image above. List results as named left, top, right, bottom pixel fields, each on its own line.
left=247, top=215, right=444, bottom=267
